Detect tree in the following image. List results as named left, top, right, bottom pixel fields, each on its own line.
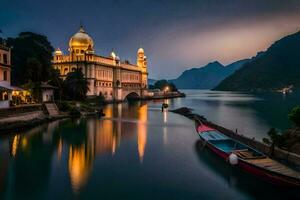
left=288, top=105, right=300, bottom=127
left=6, top=32, right=54, bottom=85
left=48, top=69, right=64, bottom=102
left=263, top=128, right=284, bottom=156
left=63, top=69, right=89, bottom=100
left=153, top=80, right=178, bottom=92
left=169, top=83, right=178, bottom=92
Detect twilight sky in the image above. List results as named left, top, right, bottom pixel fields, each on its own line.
left=1, top=0, right=300, bottom=79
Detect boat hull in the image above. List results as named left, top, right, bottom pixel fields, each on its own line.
left=199, top=136, right=300, bottom=187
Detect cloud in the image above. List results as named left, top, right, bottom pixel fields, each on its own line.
left=2, top=0, right=300, bottom=79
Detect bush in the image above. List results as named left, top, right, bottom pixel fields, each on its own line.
left=85, top=95, right=105, bottom=107
left=288, top=106, right=300, bottom=126
left=69, top=107, right=81, bottom=117
left=57, top=101, right=72, bottom=112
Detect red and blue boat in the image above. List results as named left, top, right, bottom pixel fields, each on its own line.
left=196, top=122, right=300, bottom=187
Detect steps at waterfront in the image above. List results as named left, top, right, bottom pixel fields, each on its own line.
left=44, top=103, right=60, bottom=116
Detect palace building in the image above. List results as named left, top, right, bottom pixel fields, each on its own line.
left=0, top=39, right=31, bottom=108
left=52, top=26, right=148, bottom=101
left=0, top=40, right=11, bottom=108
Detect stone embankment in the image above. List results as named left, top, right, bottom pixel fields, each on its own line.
left=0, top=104, right=68, bottom=133
left=170, top=107, right=300, bottom=168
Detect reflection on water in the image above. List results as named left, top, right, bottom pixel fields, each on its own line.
left=11, top=135, right=20, bottom=157
left=1, top=90, right=300, bottom=199
left=0, top=101, right=149, bottom=198
left=68, top=144, right=93, bottom=193
left=137, top=103, right=147, bottom=162
left=194, top=140, right=300, bottom=199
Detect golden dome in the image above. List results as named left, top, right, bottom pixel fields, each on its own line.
left=138, top=48, right=144, bottom=54
left=69, top=26, right=94, bottom=51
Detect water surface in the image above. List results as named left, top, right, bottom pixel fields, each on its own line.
left=0, top=90, right=299, bottom=199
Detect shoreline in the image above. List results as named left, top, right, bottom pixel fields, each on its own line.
left=0, top=113, right=70, bottom=134
left=0, top=93, right=185, bottom=134
left=170, top=107, right=300, bottom=168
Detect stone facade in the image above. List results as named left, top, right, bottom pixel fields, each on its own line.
left=52, top=26, right=148, bottom=101
left=0, top=41, right=12, bottom=108
left=0, top=42, right=11, bottom=84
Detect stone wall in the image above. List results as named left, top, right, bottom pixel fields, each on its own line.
left=0, top=104, right=42, bottom=118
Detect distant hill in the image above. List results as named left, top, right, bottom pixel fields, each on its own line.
left=148, top=78, right=156, bottom=85
left=169, top=60, right=248, bottom=89
left=215, top=31, right=300, bottom=91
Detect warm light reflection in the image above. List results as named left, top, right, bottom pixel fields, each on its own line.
left=103, top=105, right=113, bottom=118
left=68, top=145, right=93, bottom=193
left=21, top=138, right=28, bottom=149
left=95, top=119, right=117, bottom=155
left=57, top=139, right=63, bottom=161
left=11, top=135, right=20, bottom=157
left=137, top=103, right=148, bottom=162
left=163, top=110, right=168, bottom=124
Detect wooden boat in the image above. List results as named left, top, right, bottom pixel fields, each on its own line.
left=196, top=123, right=300, bottom=187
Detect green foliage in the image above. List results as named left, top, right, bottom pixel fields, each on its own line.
left=288, top=106, right=300, bottom=126
left=69, top=107, right=81, bottom=117
left=153, top=79, right=178, bottom=92
left=48, top=69, right=64, bottom=102
left=148, top=84, right=155, bottom=90
left=263, top=128, right=284, bottom=156
left=21, top=80, right=41, bottom=102
left=57, top=101, right=72, bottom=112
left=57, top=101, right=81, bottom=116
left=267, top=128, right=284, bottom=147
left=262, top=138, right=271, bottom=145
left=215, top=31, right=300, bottom=91
left=63, top=69, right=89, bottom=101
left=6, top=32, right=54, bottom=85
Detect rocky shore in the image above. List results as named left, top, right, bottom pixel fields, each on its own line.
left=282, top=127, right=300, bottom=155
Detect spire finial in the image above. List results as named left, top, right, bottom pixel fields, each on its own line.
left=79, top=21, right=85, bottom=32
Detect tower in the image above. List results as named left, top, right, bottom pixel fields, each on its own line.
left=53, top=48, right=63, bottom=62
left=136, top=48, right=147, bottom=73
left=136, top=48, right=148, bottom=88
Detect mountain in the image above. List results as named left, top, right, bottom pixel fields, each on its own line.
left=215, top=31, right=300, bottom=91
left=148, top=78, right=157, bottom=85
left=169, top=60, right=248, bottom=89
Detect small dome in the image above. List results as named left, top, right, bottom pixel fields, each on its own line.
left=138, top=48, right=144, bottom=54
left=116, top=56, right=120, bottom=61
left=143, top=55, right=147, bottom=59
left=69, top=26, right=94, bottom=51
left=54, top=48, right=63, bottom=55
left=110, top=51, right=116, bottom=59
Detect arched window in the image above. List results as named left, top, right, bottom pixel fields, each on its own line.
left=3, top=54, right=7, bottom=64
left=3, top=71, right=7, bottom=81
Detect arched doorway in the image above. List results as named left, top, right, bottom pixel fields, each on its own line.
left=124, top=92, right=140, bottom=101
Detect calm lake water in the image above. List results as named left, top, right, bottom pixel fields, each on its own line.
left=0, top=90, right=300, bottom=200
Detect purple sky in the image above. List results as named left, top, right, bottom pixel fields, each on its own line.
left=1, top=0, right=300, bottom=79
